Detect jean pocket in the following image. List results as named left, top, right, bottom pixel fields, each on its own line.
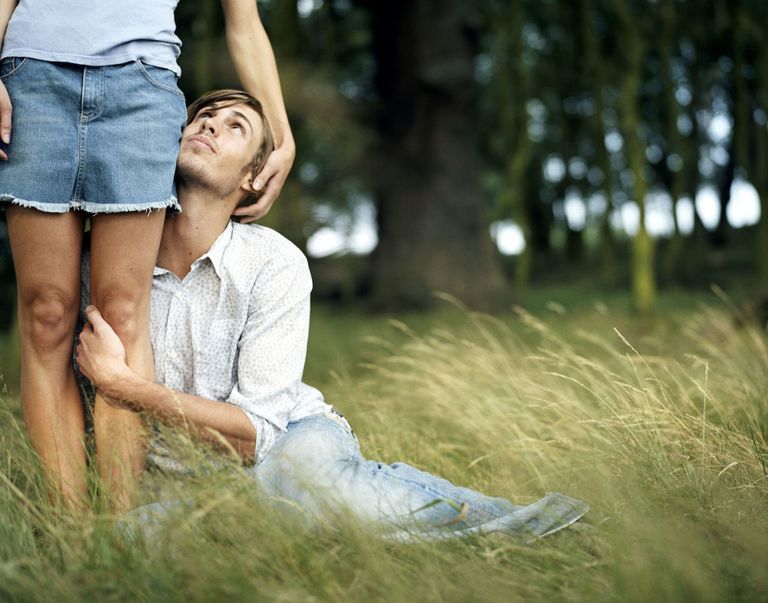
left=324, top=410, right=357, bottom=442
left=0, top=57, right=29, bottom=81
left=135, top=59, right=185, bottom=98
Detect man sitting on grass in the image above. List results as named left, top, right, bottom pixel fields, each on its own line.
left=76, top=89, right=588, bottom=539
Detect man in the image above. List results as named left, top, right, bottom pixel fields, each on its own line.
left=77, top=90, right=588, bottom=539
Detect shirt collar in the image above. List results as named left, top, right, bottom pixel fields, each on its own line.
left=202, top=221, right=234, bottom=278
left=153, top=222, right=234, bottom=279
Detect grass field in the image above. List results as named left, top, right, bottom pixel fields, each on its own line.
left=0, top=287, right=766, bottom=602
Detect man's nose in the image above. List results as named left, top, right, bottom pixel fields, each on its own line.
left=200, top=117, right=217, bottom=135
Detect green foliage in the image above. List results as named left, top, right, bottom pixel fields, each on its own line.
left=0, top=318, right=18, bottom=395
left=1, top=294, right=767, bottom=602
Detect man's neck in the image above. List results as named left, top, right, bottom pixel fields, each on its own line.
left=157, top=186, right=235, bottom=278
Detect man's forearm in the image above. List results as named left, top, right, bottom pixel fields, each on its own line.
left=100, top=372, right=258, bottom=460
left=221, top=0, right=293, bottom=148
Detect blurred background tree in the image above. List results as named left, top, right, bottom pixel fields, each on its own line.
left=1, top=0, right=766, bottom=318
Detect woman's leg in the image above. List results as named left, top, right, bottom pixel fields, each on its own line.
left=5, top=206, right=87, bottom=510
left=89, top=210, right=166, bottom=512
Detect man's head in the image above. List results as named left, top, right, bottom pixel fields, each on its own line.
left=176, top=89, right=275, bottom=207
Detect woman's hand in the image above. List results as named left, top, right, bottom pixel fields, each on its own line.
left=0, top=78, right=12, bottom=160
left=233, top=136, right=296, bottom=223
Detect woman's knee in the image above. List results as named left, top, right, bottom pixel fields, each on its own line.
left=91, top=288, right=150, bottom=346
left=20, top=287, right=79, bottom=353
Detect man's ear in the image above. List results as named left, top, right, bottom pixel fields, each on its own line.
left=235, top=167, right=263, bottom=210
left=239, top=167, right=256, bottom=194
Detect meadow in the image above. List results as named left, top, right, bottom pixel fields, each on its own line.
left=0, top=287, right=766, bottom=602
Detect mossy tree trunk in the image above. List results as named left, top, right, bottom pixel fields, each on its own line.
left=498, top=0, right=535, bottom=290
left=614, top=0, right=655, bottom=313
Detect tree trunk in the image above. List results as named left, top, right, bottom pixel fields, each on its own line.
left=678, top=58, right=709, bottom=284
left=614, top=0, right=656, bottom=312
left=193, top=0, right=219, bottom=96
left=658, top=0, right=685, bottom=284
left=500, top=0, right=536, bottom=289
left=711, top=141, right=735, bottom=247
left=712, top=3, right=748, bottom=248
left=754, top=33, right=768, bottom=283
left=583, top=0, right=619, bottom=285
left=256, top=0, right=310, bottom=252
left=365, top=1, right=508, bottom=310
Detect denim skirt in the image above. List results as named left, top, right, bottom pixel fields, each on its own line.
left=0, top=57, right=186, bottom=213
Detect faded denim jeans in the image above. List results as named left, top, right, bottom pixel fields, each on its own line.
left=128, top=413, right=589, bottom=542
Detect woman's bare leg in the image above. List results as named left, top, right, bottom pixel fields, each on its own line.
left=89, top=210, right=165, bottom=512
left=5, top=206, right=87, bottom=511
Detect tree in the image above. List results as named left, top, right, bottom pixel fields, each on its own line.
left=613, top=0, right=656, bottom=312
left=484, top=0, right=537, bottom=289
left=362, top=0, right=508, bottom=310
left=583, top=0, right=621, bottom=285
left=751, top=9, right=768, bottom=282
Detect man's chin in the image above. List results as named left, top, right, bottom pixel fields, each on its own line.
left=176, top=156, right=210, bottom=184
left=176, top=166, right=243, bottom=203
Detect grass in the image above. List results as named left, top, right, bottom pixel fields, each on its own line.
left=0, top=287, right=766, bottom=602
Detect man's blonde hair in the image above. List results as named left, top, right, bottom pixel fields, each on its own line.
left=186, top=89, right=275, bottom=178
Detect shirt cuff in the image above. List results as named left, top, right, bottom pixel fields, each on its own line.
left=240, top=409, right=284, bottom=464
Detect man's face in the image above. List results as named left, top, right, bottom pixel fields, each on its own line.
left=176, top=102, right=264, bottom=198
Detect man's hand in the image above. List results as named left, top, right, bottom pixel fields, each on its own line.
left=76, top=305, right=133, bottom=396
left=0, top=79, right=12, bottom=161
left=233, top=139, right=295, bottom=223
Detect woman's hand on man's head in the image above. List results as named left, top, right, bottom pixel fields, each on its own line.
left=232, top=137, right=296, bottom=223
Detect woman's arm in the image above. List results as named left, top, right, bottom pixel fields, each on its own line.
left=0, top=0, right=18, bottom=158
left=220, top=0, right=295, bottom=222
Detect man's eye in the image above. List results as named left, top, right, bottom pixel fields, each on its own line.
left=198, top=111, right=212, bottom=119
left=232, top=123, right=245, bottom=133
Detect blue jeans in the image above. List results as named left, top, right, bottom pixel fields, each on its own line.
left=129, top=414, right=588, bottom=541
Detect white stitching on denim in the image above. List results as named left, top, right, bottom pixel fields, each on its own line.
left=79, top=196, right=180, bottom=214
left=135, top=59, right=185, bottom=98
left=0, top=57, right=29, bottom=81
left=0, top=193, right=180, bottom=214
left=0, top=194, right=71, bottom=212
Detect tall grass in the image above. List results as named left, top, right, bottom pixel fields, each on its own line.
left=0, top=298, right=766, bottom=602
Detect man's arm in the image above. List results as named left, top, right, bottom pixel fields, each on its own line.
left=220, top=0, right=295, bottom=222
left=225, top=253, right=312, bottom=462
left=0, top=0, right=19, bottom=158
left=77, top=306, right=258, bottom=461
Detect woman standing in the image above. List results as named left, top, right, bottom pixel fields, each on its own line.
left=0, top=0, right=294, bottom=511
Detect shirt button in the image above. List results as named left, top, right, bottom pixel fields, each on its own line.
left=168, top=349, right=178, bottom=360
